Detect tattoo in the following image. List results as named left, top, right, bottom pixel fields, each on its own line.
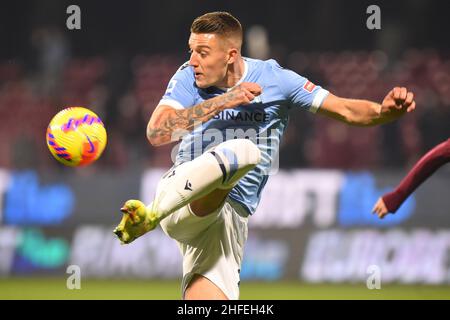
left=148, top=89, right=240, bottom=143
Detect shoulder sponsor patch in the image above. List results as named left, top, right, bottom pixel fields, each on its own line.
left=303, top=80, right=316, bottom=93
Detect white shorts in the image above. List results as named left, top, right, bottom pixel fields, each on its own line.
left=159, top=196, right=249, bottom=300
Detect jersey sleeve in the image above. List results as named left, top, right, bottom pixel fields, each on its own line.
left=271, top=60, right=329, bottom=113
left=158, top=62, right=196, bottom=109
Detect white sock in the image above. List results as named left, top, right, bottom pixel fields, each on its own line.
left=150, top=139, right=261, bottom=219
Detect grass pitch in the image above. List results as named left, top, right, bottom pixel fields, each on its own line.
left=1, top=278, right=449, bottom=300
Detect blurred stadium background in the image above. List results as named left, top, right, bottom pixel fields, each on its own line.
left=1, top=0, right=450, bottom=299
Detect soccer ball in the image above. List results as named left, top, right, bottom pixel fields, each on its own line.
left=46, top=107, right=107, bottom=167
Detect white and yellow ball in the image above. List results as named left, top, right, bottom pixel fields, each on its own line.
left=46, top=107, right=107, bottom=167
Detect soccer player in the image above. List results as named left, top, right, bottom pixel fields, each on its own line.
left=113, top=12, right=416, bottom=300
left=372, top=138, right=450, bottom=218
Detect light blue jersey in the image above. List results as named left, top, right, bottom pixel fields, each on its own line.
left=159, top=57, right=329, bottom=215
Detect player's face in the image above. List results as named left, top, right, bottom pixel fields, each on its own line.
left=188, top=33, right=230, bottom=88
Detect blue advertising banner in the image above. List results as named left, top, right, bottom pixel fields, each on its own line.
left=1, top=167, right=449, bottom=283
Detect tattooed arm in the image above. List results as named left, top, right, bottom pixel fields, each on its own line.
left=147, top=82, right=262, bottom=146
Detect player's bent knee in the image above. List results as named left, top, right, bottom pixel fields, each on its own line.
left=210, top=139, right=261, bottom=189
left=214, top=138, right=261, bottom=167
left=211, top=138, right=261, bottom=173
left=245, top=139, right=262, bottom=166
left=233, top=138, right=261, bottom=166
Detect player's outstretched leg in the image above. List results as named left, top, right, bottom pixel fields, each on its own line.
left=113, top=139, right=261, bottom=244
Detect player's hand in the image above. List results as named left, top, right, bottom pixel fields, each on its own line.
left=372, top=197, right=390, bottom=219
left=222, top=82, right=262, bottom=109
left=380, top=87, right=416, bottom=116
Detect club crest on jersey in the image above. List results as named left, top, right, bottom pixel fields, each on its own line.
left=303, top=80, right=316, bottom=93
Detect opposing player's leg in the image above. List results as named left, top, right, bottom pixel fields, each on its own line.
left=373, top=138, right=450, bottom=218
left=113, top=138, right=261, bottom=244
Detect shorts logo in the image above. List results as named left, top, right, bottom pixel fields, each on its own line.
left=184, top=180, right=192, bottom=191
left=303, top=80, right=316, bottom=93
left=168, top=170, right=176, bottom=178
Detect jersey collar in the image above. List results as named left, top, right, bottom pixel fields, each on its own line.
left=200, top=59, right=249, bottom=93
left=228, top=58, right=248, bottom=90
left=219, top=59, right=248, bottom=92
